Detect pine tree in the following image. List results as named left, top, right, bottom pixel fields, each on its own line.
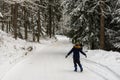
left=63, top=0, right=120, bottom=50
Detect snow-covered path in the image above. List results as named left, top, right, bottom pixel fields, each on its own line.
left=2, top=35, right=120, bottom=80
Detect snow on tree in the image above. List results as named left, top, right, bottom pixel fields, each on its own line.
left=0, top=12, right=3, bottom=18
left=0, top=0, right=62, bottom=41
left=62, top=0, right=120, bottom=51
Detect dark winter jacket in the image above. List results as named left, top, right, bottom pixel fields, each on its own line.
left=66, top=45, right=87, bottom=59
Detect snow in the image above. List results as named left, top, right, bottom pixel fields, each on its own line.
left=4, top=0, right=25, bottom=4
left=0, top=12, right=3, bottom=18
left=0, top=30, right=120, bottom=80
left=0, top=30, right=34, bottom=79
left=119, top=0, right=120, bottom=3
left=4, top=0, right=46, bottom=8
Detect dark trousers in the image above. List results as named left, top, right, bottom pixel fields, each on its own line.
left=73, top=58, right=83, bottom=71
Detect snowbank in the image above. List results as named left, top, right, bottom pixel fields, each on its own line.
left=0, top=30, right=34, bottom=79
left=87, top=50, right=120, bottom=64
left=86, top=49, right=120, bottom=75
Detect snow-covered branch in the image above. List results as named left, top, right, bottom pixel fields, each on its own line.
left=0, top=12, right=3, bottom=18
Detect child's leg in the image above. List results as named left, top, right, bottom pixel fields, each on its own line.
left=73, top=59, right=77, bottom=71
left=77, top=60, right=83, bottom=72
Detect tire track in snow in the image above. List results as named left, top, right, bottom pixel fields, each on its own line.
left=82, top=59, right=120, bottom=80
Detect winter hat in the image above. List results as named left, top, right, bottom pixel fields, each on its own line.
left=75, top=42, right=80, bottom=45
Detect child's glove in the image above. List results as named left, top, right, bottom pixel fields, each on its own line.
left=85, top=54, right=87, bottom=58
left=65, top=55, right=68, bottom=58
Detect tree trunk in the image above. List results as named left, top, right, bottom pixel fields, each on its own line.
left=100, top=0, right=105, bottom=49
left=32, top=16, right=35, bottom=42
left=46, top=14, right=49, bottom=36
left=13, top=3, right=18, bottom=39
left=48, top=0, right=52, bottom=38
left=9, top=21, right=10, bottom=31
left=2, top=2, right=4, bottom=31
left=37, top=10, right=41, bottom=42
left=11, top=4, right=14, bottom=32
left=6, top=21, right=9, bottom=33
left=23, top=7, right=28, bottom=40
left=52, top=16, right=55, bottom=36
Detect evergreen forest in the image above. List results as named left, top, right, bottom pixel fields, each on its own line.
left=0, top=0, right=120, bottom=51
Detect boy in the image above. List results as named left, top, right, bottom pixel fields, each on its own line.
left=65, top=43, right=87, bottom=72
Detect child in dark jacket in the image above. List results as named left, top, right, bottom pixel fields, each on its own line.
left=65, top=43, right=87, bottom=72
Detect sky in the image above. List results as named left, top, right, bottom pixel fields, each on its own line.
left=0, top=30, right=120, bottom=80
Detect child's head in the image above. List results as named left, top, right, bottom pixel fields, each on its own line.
left=75, top=42, right=80, bottom=46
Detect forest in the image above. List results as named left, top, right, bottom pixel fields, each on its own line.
left=0, top=0, right=120, bottom=51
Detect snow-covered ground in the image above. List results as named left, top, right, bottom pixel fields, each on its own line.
left=0, top=30, right=120, bottom=80
left=0, top=30, right=35, bottom=79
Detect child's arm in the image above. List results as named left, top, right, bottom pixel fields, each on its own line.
left=79, top=49, right=87, bottom=58
left=65, top=48, right=73, bottom=58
